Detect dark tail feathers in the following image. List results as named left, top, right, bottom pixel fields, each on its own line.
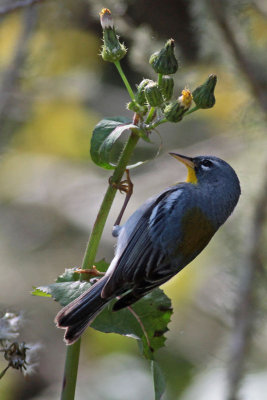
left=55, top=275, right=110, bottom=345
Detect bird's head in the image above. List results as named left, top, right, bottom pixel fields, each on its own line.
left=169, top=153, right=241, bottom=195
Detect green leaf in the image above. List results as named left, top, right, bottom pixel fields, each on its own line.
left=32, top=287, right=52, bottom=298
left=33, top=281, right=92, bottom=307
left=34, top=260, right=172, bottom=359
left=137, top=127, right=152, bottom=143
left=90, top=117, right=161, bottom=170
left=151, top=360, right=166, bottom=400
left=90, top=117, right=132, bottom=169
left=92, top=288, right=172, bottom=359
left=56, top=268, right=82, bottom=282
left=32, top=261, right=109, bottom=307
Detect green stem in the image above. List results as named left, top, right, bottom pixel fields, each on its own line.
left=60, top=128, right=140, bottom=400
left=148, top=118, right=167, bottom=130
left=146, top=107, right=156, bottom=124
left=60, top=340, right=81, bottom=400
left=82, top=131, right=139, bottom=268
left=183, top=105, right=199, bottom=116
left=114, top=61, right=135, bottom=101
left=157, top=73, right=163, bottom=86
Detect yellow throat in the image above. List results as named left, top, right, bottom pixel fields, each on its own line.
left=186, top=166, right=198, bottom=184
left=169, top=152, right=198, bottom=184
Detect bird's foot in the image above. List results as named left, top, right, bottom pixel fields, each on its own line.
left=109, top=169, right=133, bottom=195
left=75, top=266, right=105, bottom=277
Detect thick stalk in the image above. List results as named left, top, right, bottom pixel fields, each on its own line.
left=60, top=340, right=81, bottom=400
left=82, top=131, right=139, bottom=268
left=60, top=129, right=139, bottom=400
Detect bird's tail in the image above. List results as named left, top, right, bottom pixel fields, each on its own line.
left=55, top=275, right=110, bottom=345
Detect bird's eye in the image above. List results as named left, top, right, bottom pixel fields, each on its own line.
left=201, top=159, right=213, bottom=168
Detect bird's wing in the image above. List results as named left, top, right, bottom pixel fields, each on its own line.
left=102, top=184, right=192, bottom=298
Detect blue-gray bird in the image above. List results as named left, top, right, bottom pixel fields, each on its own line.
left=55, top=153, right=241, bottom=344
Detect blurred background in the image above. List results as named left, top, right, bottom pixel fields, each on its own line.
left=0, top=0, right=266, bottom=399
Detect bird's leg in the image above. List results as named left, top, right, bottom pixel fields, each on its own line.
left=109, top=169, right=133, bottom=226
left=74, top=265, right=105, bottom=277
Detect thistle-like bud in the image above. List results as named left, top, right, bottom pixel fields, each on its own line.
left=164, top=89, right=192, bottom=122
left=127, top=100, right=148, bottom=115
left=100, top=8, right=127, bottom=63
left=135, top=79, right=152, bottom=105
left=149, top=39, right=178, bottom=75
left=159, top=75, right=174, bottom=101
left=192, top=74, right=217, bottom=109
left=144, top=81, right=164, bottom=107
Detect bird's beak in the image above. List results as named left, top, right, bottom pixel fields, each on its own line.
left=169, top=153, right=195, bottom=168
left=169, top=153, right=197, bottom=184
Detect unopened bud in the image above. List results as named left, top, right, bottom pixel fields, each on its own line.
left=99, top=8, right=127, bottom=63
left=192, top=74, right=217, bottom=109
left=160, top=76, right=174, bottom=101
left=144, top=82, right=164, bottom=107
left=127, top=100, right=148, bottom=115
left=135, top=79, right=152, bottom=105
left=149, top=39, right=178, bottom=75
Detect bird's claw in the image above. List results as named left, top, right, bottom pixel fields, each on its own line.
left=75, top=266, right=105, bottom=277
left=109, top=169, right=133, bottom=195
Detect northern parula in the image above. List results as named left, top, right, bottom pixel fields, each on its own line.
left=56, top=153, right=241, bottom=344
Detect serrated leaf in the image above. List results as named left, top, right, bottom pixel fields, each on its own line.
left=34, top=281, right=92, bottom=307
left=34, top=259, right=172, bottom=359
left=151, top=360, right=166, bottom=400
left=32, top=287, right=52, bottom=298
left=92, top=288, right=172, bottom=359
left=56, top=268, right=81, bottom=282
left=32, top=261, right=110, bottom=306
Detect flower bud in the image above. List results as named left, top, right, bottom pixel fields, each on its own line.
left=149, top=39, right=178, bottom=75
left=164, top=102, right=184, bottom=122
left=144, top=82, right=164, bottom=107
left=99, top=8, right=127, bottom=63
left=135, top=79, right=152, bottom=105
left=127, top=100, right=148, bottom=115
left=159, top=75, right=174, bottom=101
left=192, top=74, right=217, bottom=109
left=164, top=89, right=192, bottom=122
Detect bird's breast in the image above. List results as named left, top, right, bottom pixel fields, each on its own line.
left=174, top=206, right=216, bottom=261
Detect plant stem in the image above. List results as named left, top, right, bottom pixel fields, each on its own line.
left=146, top=107, right=156, bottom=124
left=60, top=128, right=139, bottom=400
left=60, top=340, right=81, bottom=400
left=148, top=118, right=167, bottom=130
left=157, top=73, right=163, bottom=86
left=82, top=131, right=139, bottom=268
left=183, top=105, right=199, bottom=116
left=114, top=60, right=135, bottom=101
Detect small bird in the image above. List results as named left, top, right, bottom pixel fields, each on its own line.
left=55, top=153, right=241, bottom=344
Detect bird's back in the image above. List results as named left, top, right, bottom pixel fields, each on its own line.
left=102, top=183, right=218, bottom=299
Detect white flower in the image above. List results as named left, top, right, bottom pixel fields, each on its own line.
left=23, top=342, right=42, bottom=376
left=0, top=313, right=23, bottom=341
